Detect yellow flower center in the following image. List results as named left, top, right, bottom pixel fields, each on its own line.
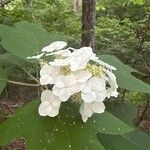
left=86, top=64, right=103, bottom=77
left=60, top=66, right=71, bottom=75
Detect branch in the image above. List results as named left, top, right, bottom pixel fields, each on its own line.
left=7, top=80, right=40, bottom=87
left=21, top=67, right=47, bottom=90
left=22, top=67, right=39, bottom=84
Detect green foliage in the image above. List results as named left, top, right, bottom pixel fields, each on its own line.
left=0, top=68, right=7, bottom=94
left=130, top=0, right=145, bottom=5
left=125, top=92, right=148, bottom=106
left=0, top=100, right=133, bottom=149
left=99, top=55, right=150, bottom=94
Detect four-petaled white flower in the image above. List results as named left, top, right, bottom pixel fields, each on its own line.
left=80, top=101, right=106, bottom=122
left=38, top=90, right=61, bottom=117
left=40, top=64, right=60, bottom=85
left=28, top=41, right=119, bottom=122
left=53, top=74, right=77, bottom=101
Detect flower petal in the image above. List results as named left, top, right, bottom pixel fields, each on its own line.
left=81, top=91, right=96, bottom=102
left=41, top=90, right=55, bottom=103
left=96, top=90, right=107, bottom=102
left=75, top=70, right=92, bottom=83
left=40, top=64, right=60, bottom=76
left=107, top=88, right=119, bottom=98
left=55, top=76, right=65, bottom=88
left=63, top=74, right=76, bottom=86
left=81, top=86, right=91, bottom=93
left=89, top=77, right=106, bottom=91
left=38, top=102, right=52, bottom=116
left=79, top=103, right=89, bottom=122
left=69, top=83, right=85, bottom=94
left=27, top=53, right=44, bottom=59
left=49, top=59, right=69, bottom=66
left=46, top=49, right=71, bottom=57
left=52, top=85, right=61, bottom=96
left=92, top=102, right=105, bottom=113
left=52, top=98, right=61, bottom=107
left=48, top=106, right=60, bottom=117
left=83, top=102, right=93, bottom=117
left=59, top=88, right=71, bottom=102
left=42, top=41, right=67, bottom=52
left=40, top=75, right=52, bottom=85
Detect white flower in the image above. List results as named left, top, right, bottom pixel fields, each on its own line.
left=27, top=52, right=45, bottom=59
left=38, top=90, right=61, bottom=117
left=81, top=76, right=107, bottom=102
left=68, top=47, right=97, bottom=71
left=53, top=74, right=77, bottom=101
left=79, top=101, right=106, bottom=122
left=40, top=64, right=60, bottom=85
left=41, top=41, right=67, bottom=52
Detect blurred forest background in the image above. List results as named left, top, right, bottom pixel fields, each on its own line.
left=0, top=0, right=150, bottom=131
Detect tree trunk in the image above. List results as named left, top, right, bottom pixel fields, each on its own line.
left=81, top=0, right=96, bottom=50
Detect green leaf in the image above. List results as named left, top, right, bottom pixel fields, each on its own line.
left=99, top=55, right=150, bottom=94
left=0, top=68, right=7, bottom=94
left=98, top=102, right=150, bottom=150
left=0, top=23, right=49, bottom=60
left=107, top=102, right=138, bottom=127
left=98, top=130, right=150, bottom=150
left=15, top=21, right=51, bottom=51
left=0, top=100, right=133, bottom=149
left=0, top=21, right=50, bottom=60
left=0, top=53, right=27, bottom=67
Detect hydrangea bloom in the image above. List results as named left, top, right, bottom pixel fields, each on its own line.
left=28, top=41, right=119, bottom=122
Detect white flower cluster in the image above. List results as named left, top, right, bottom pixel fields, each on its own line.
left=28, top=41, right=119, bottom=122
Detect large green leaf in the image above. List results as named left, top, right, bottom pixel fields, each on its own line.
left=0, top=21, right=50, bottom=60
left=98, top=102, right=150, bottom=150
left=0, top=68, right=7, bottom=94
left=0, top=100, right=133, bottom=150
left=99, top=55, right=150, bottom=94
left=98, top=130, right=150, bottom=150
